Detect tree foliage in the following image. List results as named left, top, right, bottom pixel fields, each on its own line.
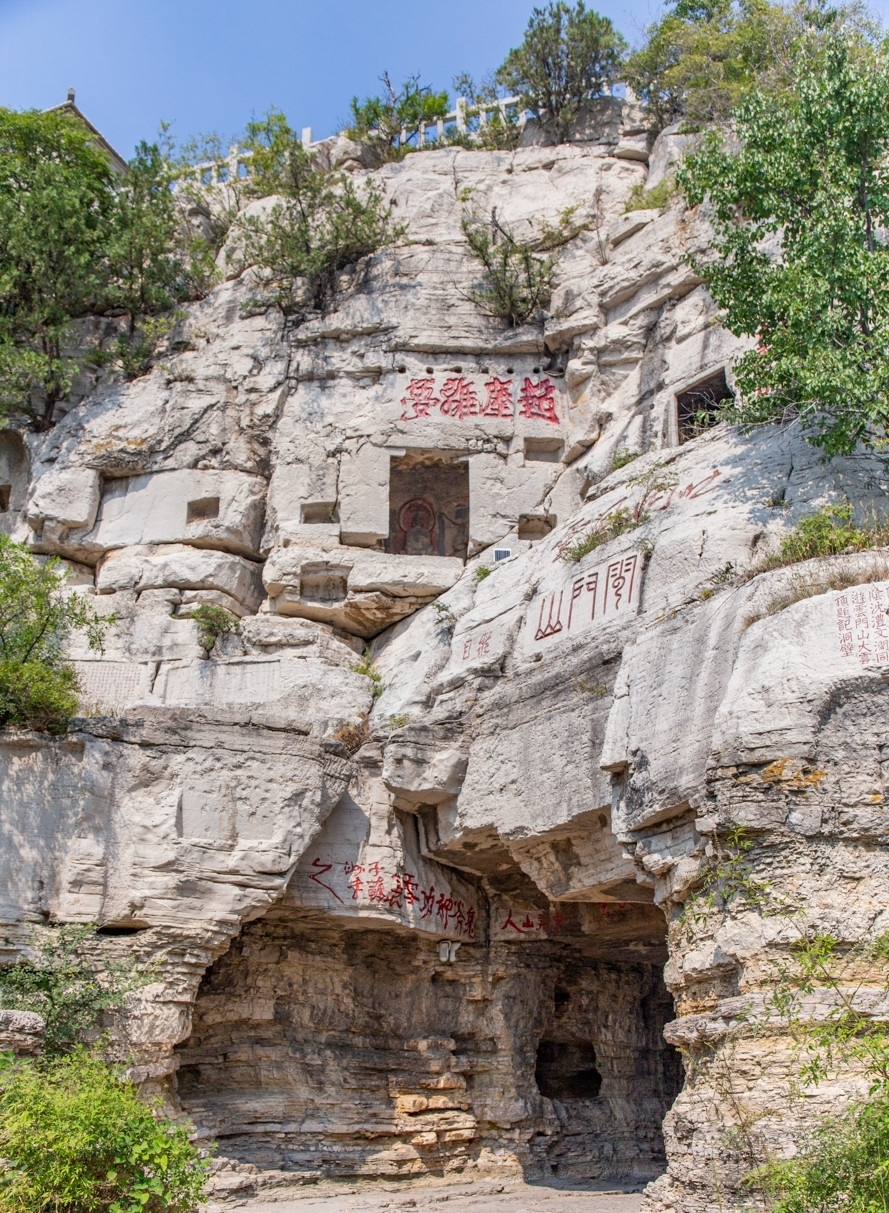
left=462, top=210, right=554, bottom=326
left=238, top=110, right=403, bottom=315
left=449, top=73, right=523, bottom=151
left=0, top=536, right=108, bottom=733
left=347, top=73, right=449, bottom=166
left=678, top=36, right=889, bottom=455
left=495, top=1, right=627, bottom=143
left=0, top=1049, right=208, bottom=1213
left=0, top=109, right=115, bottom=429
left=625, top=0, right=798, bottom=132
left=0, top=925, right=148, bottom=1057
left=0, top=109, right=216, bottom=426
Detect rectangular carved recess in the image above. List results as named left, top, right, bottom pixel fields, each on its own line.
left=0, top=485, right=10, bottom=513
left=302, top=502, right=339, bottom=524
left=387, top=455, right=469, bottom=560
left=187, top=496, right=220, bottom=524
left=676, top=369, right=733, bottom=443
left=524, top=438, right=563, bottom=463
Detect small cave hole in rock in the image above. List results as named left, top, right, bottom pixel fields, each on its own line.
left=0, top=431, right=28, bottom=529
left=535, top=1040, right=603, bottom=1099
left=517, top=514, right=556, bottom=542
left=96, top=921, right=150, bottom=936
left=676, top=369, right=733, bottom=443
left=386, top=453, right=469, bottom=559
left=301, top=501, right=339, bottom=524
left=524, top=438, right=563, bottom=464
left=186, top=496, right=220, bottom=524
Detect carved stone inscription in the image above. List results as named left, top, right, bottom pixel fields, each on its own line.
left=523, top=552, right=642, bottom=653
left=399, top=375, right=560, bottom=424
left=836, top=584, right=889, bottom=666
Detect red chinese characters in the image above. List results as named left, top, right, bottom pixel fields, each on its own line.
left=304, top=857, right=477, bottom=939
left=438, top=377, right=479, bottom=420
left=532, top=555, right=640, bottom=647
left=480, top=377, right=514, bottom=417
left=499, top=907, right=564, bottom=935
left=400, top=378, right=438, bottom=421
left=399, top=375, right=560, bottom=424
left=837, top=586, right=889, bottom=667
left=517, top=377, right=558, bottom=424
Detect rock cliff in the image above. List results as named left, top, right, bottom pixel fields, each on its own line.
left=2, top=103, right=888, bottom=1210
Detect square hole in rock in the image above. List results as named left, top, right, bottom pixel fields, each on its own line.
left=300, top=569, right=348, bottom=602
left=387, top=455, right=469, bottom=559
left=302, top=502, right=339, bottom=524
left=524, top=438, right=564, bottom=463
left=0, top=485, right=10, bottom=513
left=187, top=496, right=220, bottom=524
left=518, top=514, right=555, bottom=542
left=676, top=370, right=733, bottom=443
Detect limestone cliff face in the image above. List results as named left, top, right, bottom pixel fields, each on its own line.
left=2, top=104, right=888, bottom=1208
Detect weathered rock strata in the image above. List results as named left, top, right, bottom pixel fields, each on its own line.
left=1, top=105, right=887, bottom=1210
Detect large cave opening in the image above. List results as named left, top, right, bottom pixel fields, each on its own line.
left=174, top=897, right=682, bottom=1187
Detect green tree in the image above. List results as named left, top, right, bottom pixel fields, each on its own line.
left=462, top=210, right=554, bottom=326
left=105, top=139, right=217, bottom=376
left=0, top=108, right=114, bottom=429
left=0, top=925, right=148, bottom=1057
left=678, top=37, right=889, bottom=455
left=0, top=1049, right=208, bottom=1213
left=237, top=110, right=403, bottom=315
left=625, top=0, right=797, bottom=132
left=495, top=1, right=627, bottom=144
left=347, top=73, right=449, bottom=166
left=0, top=535, right=108, bottom=733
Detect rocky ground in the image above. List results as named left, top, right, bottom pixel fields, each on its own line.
left=212, top=1178, right=644, bottom=1213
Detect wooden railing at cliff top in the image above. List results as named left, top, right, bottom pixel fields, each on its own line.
left=183, top=84, right=629, bottom=187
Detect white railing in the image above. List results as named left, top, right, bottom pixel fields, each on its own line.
left=181, top=84, right=629, bottom=187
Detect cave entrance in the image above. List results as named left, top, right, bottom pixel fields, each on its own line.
left=676, top=369, right=733, bottom=443
left=535, top=1040, right=602, bottom=1099
left=174, top=897, right=682, bottom=1187
left=386, top=453, right=469, bottom=559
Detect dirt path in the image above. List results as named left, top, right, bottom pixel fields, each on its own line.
left=212, top=1177, right=647, bottom=1213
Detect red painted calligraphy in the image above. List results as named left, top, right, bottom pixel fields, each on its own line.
left=309, top=858, right=344, bottom=904
left=534, top=590, right=564, bottom=641
left=344, top=861, right=364, bottom=900
left=480, top=377, right=514, bottom=417
left=517, top=377, right=558, bottom=424
left=400, top=377, right=438, bottom=421
left=604, top=555, right=639, bottom=612
left=439, top=376, right=480, bottom=420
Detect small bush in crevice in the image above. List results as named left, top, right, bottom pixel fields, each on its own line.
left=0, top=1048, right=208, bottom=1213
left=609, top=447, right=640, bottom=472
left=351, top=647, right=384, bottom=699
left=0, top=536, right=109, bottom=734
left=182, top=604, right=240, bottom=655
left=562, top=506, right=638, bottom=562
left=750, top=504, right=889, bottom=576
left=333, top=716, right=372, bottom=755
left=0, top=924, right=149, bottom=1057
left=562, top=461, right=678, bottom=563
left=624, top=177, right=677, bottom=214
left=234, top=112, right=404, bottom=317
left=462, top=209, right=554, bottom=327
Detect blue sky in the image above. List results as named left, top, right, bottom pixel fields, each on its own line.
left=1, top=0, right=888, bottom=161
left=0, top=0, right=680, bottom=158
